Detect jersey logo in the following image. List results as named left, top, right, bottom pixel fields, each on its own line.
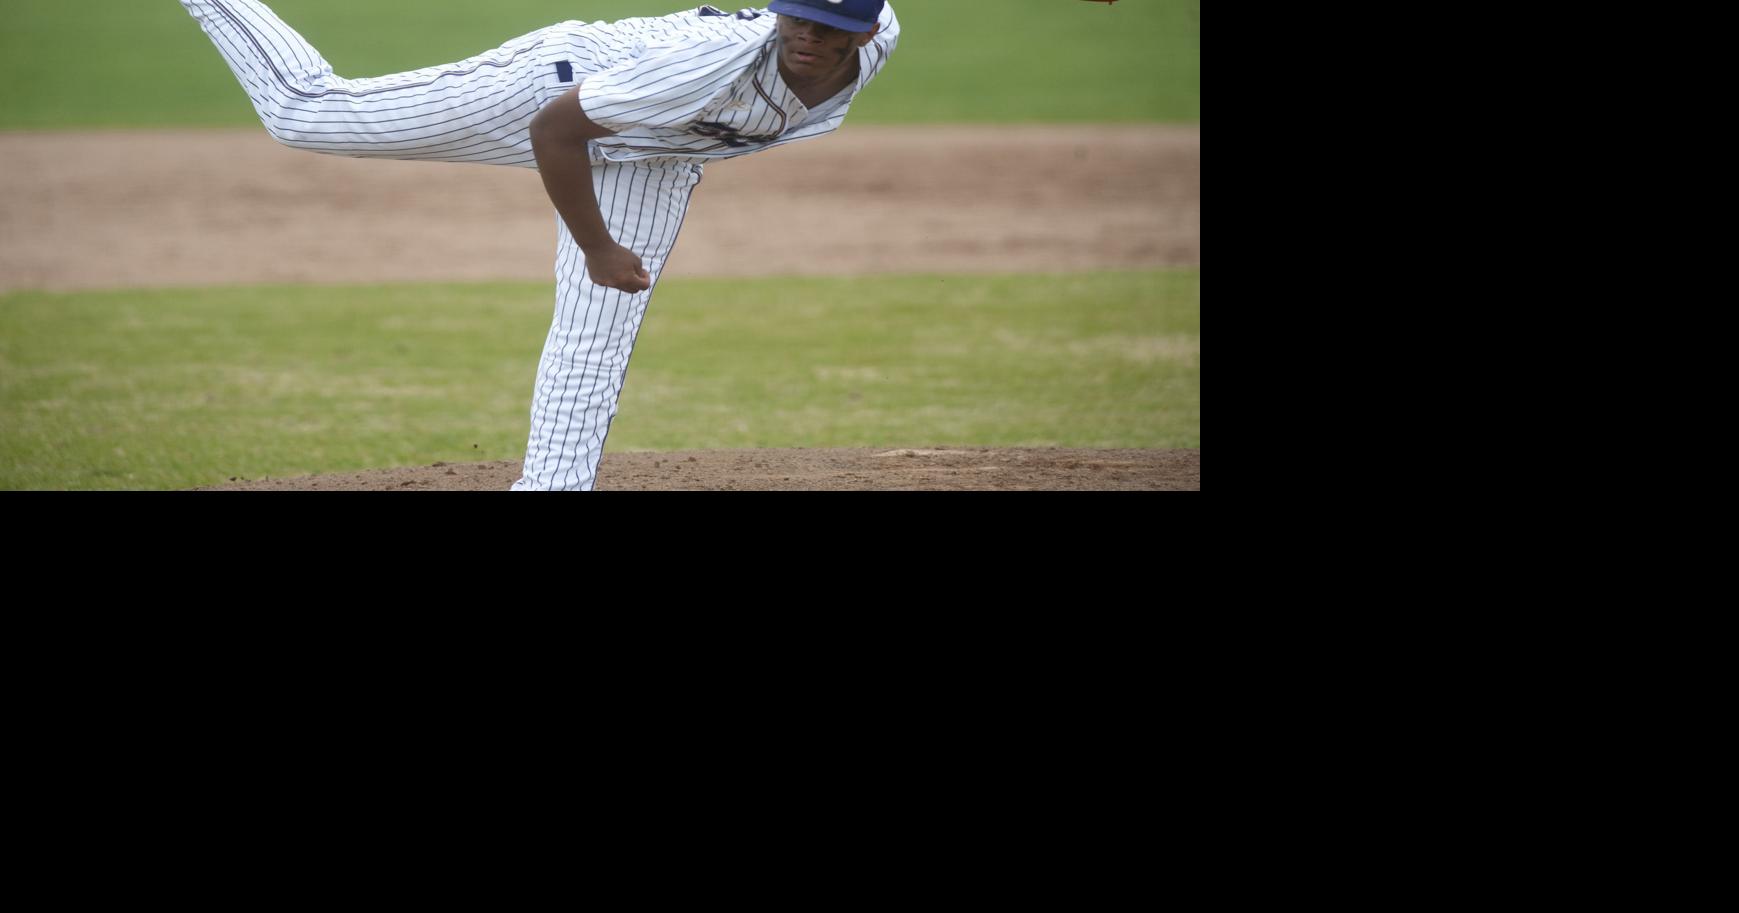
left=690, top=120, right=777, bottom=148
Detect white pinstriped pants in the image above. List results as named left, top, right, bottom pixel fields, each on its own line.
left=182, top=0, right=703, bottom=491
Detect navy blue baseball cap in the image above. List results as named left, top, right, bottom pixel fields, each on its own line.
left=767, top=0, right=885, bottom=32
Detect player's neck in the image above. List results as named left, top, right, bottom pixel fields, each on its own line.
left=780, top=55, right=860, bottom=109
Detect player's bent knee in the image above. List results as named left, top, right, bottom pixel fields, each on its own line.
left=258, top=115, right=323, bottom=152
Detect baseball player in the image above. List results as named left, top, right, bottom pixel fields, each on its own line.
left=179, top=0, right=899, bottom=490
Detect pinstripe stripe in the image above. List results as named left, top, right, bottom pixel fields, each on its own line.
left=280, top=95, right=540, bottom=150
left=543, top=213, right=586, bottom=480
left=569, top=164, right=655, bottom=485
left=196, top=2, right=279, bottom=97
left=209, top=0, right=546, bottom=102
left=222, top=0, right=311, bottom=80
left=264, top=77, right=522, bottom=127
left=750, top=74, right=791, bottom=135
left=593, top=41, right=738, bottom=97
left=270, top=74, right=540, bottom=139
left=528, top=216, right=583, bottom=479
left=589, top=165, right=699, bottom=479
left=546, top=161, right=629, bottom=486
left=581, top=163, right=651, bottom=479
left=552, top=166, right=618, bottom=484
left=592, top=70, right=744, bottom=126
left=187, top=0, right=562, bottom=168
left=571, top=165, right=637, bottom=483
left=566, top=167, right=641, bottom=485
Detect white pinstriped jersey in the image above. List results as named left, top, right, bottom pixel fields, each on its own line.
left=555, top=4, right=900, bottom=164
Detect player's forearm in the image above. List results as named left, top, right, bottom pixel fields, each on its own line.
left=529, top=89, right=650, bottom=293
left=530, top=87, right=620, bottom=253
left=531, top=135, right=615, bottom=252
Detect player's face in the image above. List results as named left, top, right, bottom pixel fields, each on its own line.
left=775, top=14, right=874, bottom=84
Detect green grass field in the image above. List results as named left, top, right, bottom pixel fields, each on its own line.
left=0, top=0, right=1199, bottom=128
left=1, top=1, right=1201, bottom=489
left=0, top=272, right=1199, bottom=490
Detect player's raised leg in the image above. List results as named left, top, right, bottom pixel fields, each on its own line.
left=514, top=161, right=705, bottom=492
left=180, top=0, right=561, bottom=167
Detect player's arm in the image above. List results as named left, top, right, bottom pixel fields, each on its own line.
left=529, top=85, right=651, bottom=293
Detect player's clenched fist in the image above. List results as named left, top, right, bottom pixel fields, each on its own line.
left=584, top=241, right=652, bottom=293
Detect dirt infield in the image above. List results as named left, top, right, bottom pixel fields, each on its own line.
left=190, top=448, right=1201, bottom=491
left=0, top=125, right=1198, bottom=291
left=2, top=125, right=1200, bottom=491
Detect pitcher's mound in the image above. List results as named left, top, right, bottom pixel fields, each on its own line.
left=189, top=448, right=1201, bottom=491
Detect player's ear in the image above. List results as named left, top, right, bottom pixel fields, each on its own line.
left=856, top=24, right=879, bottom=47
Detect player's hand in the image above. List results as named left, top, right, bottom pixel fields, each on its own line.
left=584, top=242, right=652, bottom=293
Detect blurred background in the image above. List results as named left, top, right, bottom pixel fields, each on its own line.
left=0, top=0, right=1200, bottom=489
left=0, top=0, right=1198, bottom=127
